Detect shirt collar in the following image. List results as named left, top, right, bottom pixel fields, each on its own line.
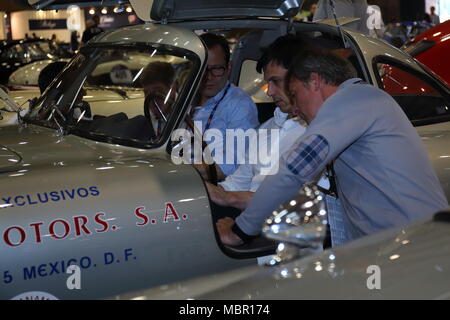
left=273, top=107, right=289, bottom=127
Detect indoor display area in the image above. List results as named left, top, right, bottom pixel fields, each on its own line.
left=1, top=0, right=450, bottom=305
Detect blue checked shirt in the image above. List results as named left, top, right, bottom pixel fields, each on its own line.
left=192, top=82, right=259, bottom=176
left=286, top=135, right=329, bottom=177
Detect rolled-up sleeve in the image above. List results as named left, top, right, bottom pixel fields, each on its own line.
left=219, top=162, right=254, bottom=191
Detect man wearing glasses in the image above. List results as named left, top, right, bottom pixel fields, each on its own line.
left=192, top=33, right=259, bottom=178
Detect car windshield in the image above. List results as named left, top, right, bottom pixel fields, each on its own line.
left=25, top=44, right=198, bottom=147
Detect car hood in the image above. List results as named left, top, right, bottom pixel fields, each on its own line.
left=0, top=144, right=22, bottom=172
left=0, top=124, right=166, bottom=173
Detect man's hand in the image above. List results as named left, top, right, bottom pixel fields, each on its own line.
left=206, top=182, right=254, bottom=210
left=216, top=217, right=244, bottom=246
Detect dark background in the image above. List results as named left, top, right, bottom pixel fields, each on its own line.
left=0, top=0, right=432, bottom=24
left=301, top=0, right=427, bottom=23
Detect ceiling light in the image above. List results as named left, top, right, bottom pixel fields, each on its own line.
left=101, top=8, right=107, bottom=15
left=126, top=7, right=133, bottom=13
left=114, top=6, right=125, bottom=13
left=89, top=9, right=95, bottom=15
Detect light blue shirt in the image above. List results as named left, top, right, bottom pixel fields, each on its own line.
left=236, top=79, right=448, bottom=242
left=193, top=82, right=259, bottom=175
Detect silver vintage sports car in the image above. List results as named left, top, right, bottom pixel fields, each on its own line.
left=1, top=0, right=450, bottom=300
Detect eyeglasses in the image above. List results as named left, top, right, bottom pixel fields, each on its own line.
left=205, top=65, right=226, bottom=77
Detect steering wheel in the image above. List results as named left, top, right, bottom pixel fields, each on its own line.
left=74, top=101, right=92, bottom=119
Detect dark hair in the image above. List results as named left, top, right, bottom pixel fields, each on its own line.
left=256, top=34, right=309, bottom=73
left=38, top=61, right=67, bottom=93
left=200, top=33, right=230, bottom=66
left=256, top=34, right=343, bottom=74
left=140, top=61, right=175, bottom=87
left=286, top=50, right=357, bottom=87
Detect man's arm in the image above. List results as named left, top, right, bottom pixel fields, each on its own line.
left=216, top=170, right=303, bottom=246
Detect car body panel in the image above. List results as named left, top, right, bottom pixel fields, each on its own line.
left=417, top=122, right=450, bottom=199
left=92, top=24, right=206, bottom=63
left=344, top=27, right=424, bottom=83
left=197, top=217, right=450, bottom=300
left=0, top=144, right=22, bottom=172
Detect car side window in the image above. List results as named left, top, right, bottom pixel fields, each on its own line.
left=375, top=61, right=450, bottom=123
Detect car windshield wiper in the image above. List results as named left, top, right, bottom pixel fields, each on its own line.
left=0, top=86, right=30, bottom=126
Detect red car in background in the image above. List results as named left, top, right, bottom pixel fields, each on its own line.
left=404, top=20, right=450, bottom=86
